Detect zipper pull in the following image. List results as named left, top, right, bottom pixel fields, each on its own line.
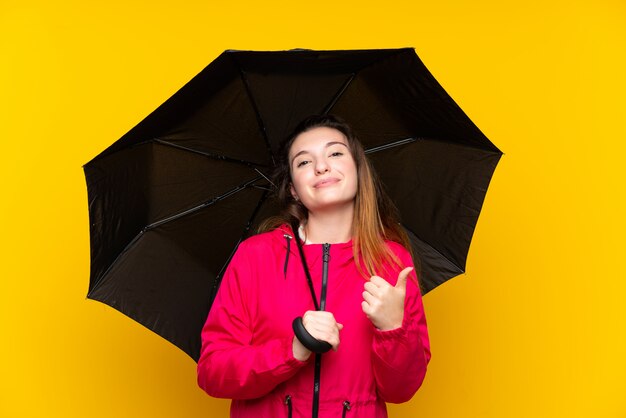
left=322, top=243, right=330, bottom=262
left=342, top=400, right=351, bottom=417
left=284, top=395, right=293, bottom=418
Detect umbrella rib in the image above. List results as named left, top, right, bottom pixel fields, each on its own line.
left=145, top=176, right=265, bottom=230
left=367, top=136, right=504, bottom=154
left=364, top=137, right=420, bottom=154
left=253, top=167, right=276, bottom=188
left=323, top=73, right=356, bottom=114
left=238, top=69, right=275, bottom=165
left=153, top=138, right=268, bottom=168
left=251, top=185, right=273, bottom=191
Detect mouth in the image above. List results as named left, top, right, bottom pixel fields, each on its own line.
left=314, top=178, right=340, bottom=188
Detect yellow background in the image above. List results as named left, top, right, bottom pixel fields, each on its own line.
left=1, top=0, right=625, bottom=417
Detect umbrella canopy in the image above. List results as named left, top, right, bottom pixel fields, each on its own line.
left=84, top=48, right=502, bottom=361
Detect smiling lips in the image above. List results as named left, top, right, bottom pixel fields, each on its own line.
left=314, top=177, right=340, bottom=188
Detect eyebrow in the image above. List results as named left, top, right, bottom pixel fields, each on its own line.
left=290, top=141, right=349, bottom=166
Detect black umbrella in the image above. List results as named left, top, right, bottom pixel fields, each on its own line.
left=84, top=48, right=501, bottom=361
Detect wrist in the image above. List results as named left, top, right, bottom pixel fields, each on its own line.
left=378, top=323, right=402, bottom=331
left=292, top=336, right=312, bottom=362
left=376, top=316, right=403, bottom=331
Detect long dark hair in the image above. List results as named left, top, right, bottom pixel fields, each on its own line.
left=260, top=114, right=417, bottom=277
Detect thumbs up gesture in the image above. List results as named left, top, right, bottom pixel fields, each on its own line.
left=362, top=267, right=413, bottom=331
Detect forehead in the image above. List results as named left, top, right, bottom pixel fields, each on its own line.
left=289, top=127, right=348, bottom=157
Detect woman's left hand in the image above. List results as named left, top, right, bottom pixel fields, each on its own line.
left=362, top=267, right=413, bottom=331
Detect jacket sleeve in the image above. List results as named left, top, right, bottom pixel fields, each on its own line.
left=197, top=241, right=307, bottom=400
left=370, top=246, right=431, bottom=403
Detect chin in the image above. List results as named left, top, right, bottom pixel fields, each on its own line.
left=307, top=197, right=355, bottom=212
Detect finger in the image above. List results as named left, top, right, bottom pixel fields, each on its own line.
left=309, top=317, right=337, bottom=331
left=395, top=267, right=414, bottom=290
left=306, top=310, right=333, bottom=320
left=303, top=315, right=328, bottom=333
left=306, top=324, right=336, bottom=344
left=302, top=310, right=317, bottom=321
left=303, top=311, right=340, bottom=332
left=318, top=311, right=340, bottom=325
left=364, top=281, right=381, bottom=296
left=362, top=290, right=377, bottom=306
left=317, top=333, right=340, bottom=350
left=302, top=311, right=316, bottom=327
left=369, top=275, right=388, bottom=287
left=361, top=300, right=371, bottom=315
left=303, top=311, right=332, bottom=326
left=315, top=327, right=341, bottom=350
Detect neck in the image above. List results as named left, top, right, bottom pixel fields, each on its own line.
left=303, top=205, right=354, bottom=244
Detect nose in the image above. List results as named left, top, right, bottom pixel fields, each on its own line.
left=315, top=158, right=329, bottom=175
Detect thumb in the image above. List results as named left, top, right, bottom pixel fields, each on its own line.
left=395, top=267, right=413, bottom=289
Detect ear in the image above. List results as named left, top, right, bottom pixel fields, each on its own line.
left=290, top=184, right=299, bottom=201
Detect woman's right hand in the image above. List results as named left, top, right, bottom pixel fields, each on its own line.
left=292, top=311, right=343, bottom=361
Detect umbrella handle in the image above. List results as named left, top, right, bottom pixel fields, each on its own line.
left=292, top=317, right=332, bottom=354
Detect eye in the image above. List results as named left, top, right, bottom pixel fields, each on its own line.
left=330, top=151, right=344, bottom=157
left=296, top=160, right=310, bottom=168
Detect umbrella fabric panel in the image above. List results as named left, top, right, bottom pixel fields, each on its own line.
left=91, top=53, right=245, bottom=161
left=88, top=186, right=268, bottom=361
left=332, top=49, right=498, bottom=153
left=157, top=73, right=270, bottom=166
left=244, top=71, right=355, bottom=154
left=85, top=141, right=263, bottom=294
left=86, top=144, right=152, bottom=292
left=405, top=228, right=464, bottom=293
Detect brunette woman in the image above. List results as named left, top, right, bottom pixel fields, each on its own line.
left=197, top=115, right=430, bottom=418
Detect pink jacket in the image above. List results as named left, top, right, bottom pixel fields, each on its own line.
left=197, top=225, right=430, bottom=418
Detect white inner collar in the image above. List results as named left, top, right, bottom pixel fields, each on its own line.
left=298, top=224, right=312, bottom=245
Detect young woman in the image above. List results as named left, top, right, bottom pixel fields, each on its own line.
left=197, top=115, right=431, bottom=418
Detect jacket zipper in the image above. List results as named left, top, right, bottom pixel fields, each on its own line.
left=312, top=243, right=331, bottom=418
left=284, top=395, right=292, bottom=418
left=342, top=401, right=351, bottom=417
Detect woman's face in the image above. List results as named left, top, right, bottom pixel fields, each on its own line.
left=288, top=127, right=358, bottom=213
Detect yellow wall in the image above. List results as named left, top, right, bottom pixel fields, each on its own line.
left=1, top=1, right=625, bottom=417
